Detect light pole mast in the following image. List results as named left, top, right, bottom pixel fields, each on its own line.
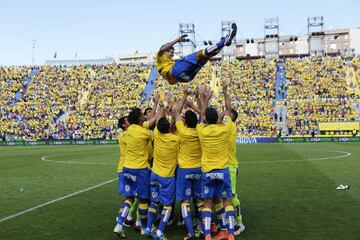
left=31, top=39, right=37, bottom=66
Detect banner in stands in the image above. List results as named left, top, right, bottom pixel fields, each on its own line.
left=0, top=138, right=359, bottom=146
left=0, top=140, right=119, bottom=146
left=319, top=122, right=359, bottom=131
left=236, top=138, right=277, bottom=144
left=278, top=137, right=360, bottom=143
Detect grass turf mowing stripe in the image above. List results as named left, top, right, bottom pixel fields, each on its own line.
left=0, top=178, right=117, bottom=224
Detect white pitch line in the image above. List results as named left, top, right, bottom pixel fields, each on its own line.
left=239, top=150, right=352, bottom=164
left=0, top=178, right=117, bottom=224
left=41, top=150, right=353, bottom=165
left=41, top=156, right=116, bottom=165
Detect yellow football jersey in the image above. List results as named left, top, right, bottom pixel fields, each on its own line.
left=152, top=128, right=179, bottom=178
left=155, top=51, right=177, bottom=84
left=124, top=124, right=152, bottom=169
left=176, top=121, right=202, bottom=168
left=228, top=120, right=238, bottom=165
left=143, top=121, right=150, bottom=130
left=117, top=131, right=127, bottom=173
left=143, top=121, right=154, bottom=160
left=148, top=131, right=154, bottom=160
left=197, top=116, right=232, bottom=172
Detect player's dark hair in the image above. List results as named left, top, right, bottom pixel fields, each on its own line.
left=231, top=108, right=238, bottom=122
left=118, top=116, right=127, bottom=130
left=144, top=107, right=152, bottom=116
left=128, top=108, right=142, bottom=125
left=205, top=107, right=218, bottom=124
left=185, top=110, right=198, bottom=128
left=157, top=117, right=170, bottom=134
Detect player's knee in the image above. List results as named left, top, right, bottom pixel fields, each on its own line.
left=213, top=196, right=222, bottom=204
left=139, top=198, right=149, bottom=204
left=127, top=196, right=135, bottom=203
left=223, top=198, right=233, bottom=207
left=203, top=198, right=213, bottom=208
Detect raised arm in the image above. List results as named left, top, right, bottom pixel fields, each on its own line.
left=174, top=88, right=190, bottom=121
left=195, top=86, right=202, bottom=115
left=185, top=100, right=201, bottom=115
left=198, top=85, right=213, bottom=120
left=159, top=34, right=188, bottom=54
left=147, top=94, right=160, bottom=120
left=155, top=105, right=165, bottom=124
left=222, top=80, right=232, bottom=117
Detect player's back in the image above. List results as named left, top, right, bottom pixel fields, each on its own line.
left=197, top=116, right=232, bottom=172
left=176, top=121, right=201, bottom=168
left=153, top=128, right=179, bottom=178
left=117, top=131, right=127, bottom=172
left=124, top=124, right=151, bottom=169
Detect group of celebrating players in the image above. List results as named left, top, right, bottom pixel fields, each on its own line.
left=113, top=23, right=242, bottom=240
left=114, top=81, right=244, bottom=240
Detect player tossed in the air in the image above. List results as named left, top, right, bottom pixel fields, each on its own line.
left=156, top=23, right=237, bottom=85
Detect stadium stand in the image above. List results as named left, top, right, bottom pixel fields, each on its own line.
left=1, top=57, right=360, bottom=141
left=0, top=66, right=32, bottom=105
left=285, top=57, right=357, bottom=136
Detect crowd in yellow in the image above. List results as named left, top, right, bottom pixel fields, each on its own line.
left=0, top=57, right=359, bottom=141
left=151, top=59, right=277, bottom=137
left=352, top=58, right=360, bottom=100
left=62, top=64, right=150, bottom=140
left=0, top=66, right=31, bottom=104
left=0, top=64, right=150, bottom=141
left=285, top=58, right=357, bottom=135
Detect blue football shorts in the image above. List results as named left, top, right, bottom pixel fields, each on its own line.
left=176, top=167, right=201, bottom=201
left=200, top=168, right=233, bottom=199
left=150, top=172, right=176, bottom=206
left=118, top=171, right=124, bottom=195
left=122, top=167, right=151, bottom=200
left=171, top=52, right=206, bottom=83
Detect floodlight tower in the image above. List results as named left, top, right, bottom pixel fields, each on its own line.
left=177, top=23, right=196, bottom=58
left=264, top=17, right=280, bottom=58
left=307, top=16, right=325, bottom=56
left=31, top=39, right=37, bottom=66
left=221, top=21, right=236, bottom=60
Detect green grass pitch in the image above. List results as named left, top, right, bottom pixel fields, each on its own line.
left=0, top=143, right=359, bottom=240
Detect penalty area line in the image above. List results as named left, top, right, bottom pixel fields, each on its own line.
left=0, top=178, right=117, bottom=224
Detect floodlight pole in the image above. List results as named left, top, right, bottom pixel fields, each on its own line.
left=31, top=39, right=37, bottom=66
left=264, top=17, right=280, bottom=58
left=307, top=16, right=324, bottom=56
left=178, top=23, right=196, bottom=58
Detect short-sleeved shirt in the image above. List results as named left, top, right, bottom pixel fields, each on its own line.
left=196, top=116, right=232, bottom=172
left=124, top=124, right=152, bottom=169
left=156, top=51, right=177, bottom=84
left=152, top=128, right=179, bottom=178
left=176, top=121, right=201, bottom=168
left=117, top=131, right=127, bottom=172
left=228, top=120, right=238, bottom=165
left=143, top=121, right=154, bottom=160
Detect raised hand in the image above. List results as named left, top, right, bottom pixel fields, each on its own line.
left=153, top=94, right=160, bottom=104
left=205, top=89, right=213, bottom=101
left=178, top=34, right=189, bottom=42
left=222, top=80, right=228, bottom=92
left=197, top=85, right=206, bottom=96
left=183, top=87, right=190, bottom=96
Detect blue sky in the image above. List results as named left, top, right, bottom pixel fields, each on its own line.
left=1, top=0, right=359, bottom=66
